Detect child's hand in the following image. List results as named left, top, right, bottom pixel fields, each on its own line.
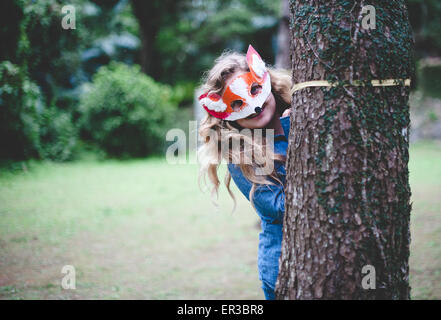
left=282, top=108, right=291, bottom=117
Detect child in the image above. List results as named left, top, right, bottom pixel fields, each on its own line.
left=197, top=45, right=292, bottom=300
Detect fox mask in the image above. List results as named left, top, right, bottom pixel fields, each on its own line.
left=199, top=45, right=272, bottom=121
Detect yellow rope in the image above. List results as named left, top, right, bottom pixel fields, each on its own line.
left=290, top=79, right=411, bottom=96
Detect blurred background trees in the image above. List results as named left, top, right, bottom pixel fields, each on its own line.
left=1, top=0, right=440, bottom=163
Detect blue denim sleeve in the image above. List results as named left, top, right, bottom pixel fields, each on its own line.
left=227, top=162, right=285, bottom=224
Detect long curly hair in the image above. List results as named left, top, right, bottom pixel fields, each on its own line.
left=197, top=49, right=292, bottom=213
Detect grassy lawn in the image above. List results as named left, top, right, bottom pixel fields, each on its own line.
left=0, top=141, right=440, bottom=299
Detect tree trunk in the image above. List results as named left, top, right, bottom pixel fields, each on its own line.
left=131, top=0, right=180, bottom=79
left=131, top=0, right=158, bottom=75
left=275, top=0, right=291, bottom=69
left=276, top=0, right=414, bottom=299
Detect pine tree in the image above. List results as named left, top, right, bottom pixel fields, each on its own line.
left=276, top=0, right=414, bottom=299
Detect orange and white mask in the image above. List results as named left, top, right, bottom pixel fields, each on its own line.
left=199, top=45, right=271, bottom=121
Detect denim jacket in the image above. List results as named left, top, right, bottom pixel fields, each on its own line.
left=227, top=115, right=290, bottom=292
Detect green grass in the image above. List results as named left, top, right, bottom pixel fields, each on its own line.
left=0, top=155, right=261, bottom=299
left=0, top=141, right=440, bottom=299
left=408, top=141, right=441, bottom=299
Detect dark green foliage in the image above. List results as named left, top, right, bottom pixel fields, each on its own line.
left=148, top=0, right=281, bottom=84
left=0, top=0, right=23, bottom=63
left=19, top=0, right=84, bottom=106
left=3, top=0, right=438, bottom=164
left=38, top=107, right=78, bottom=161
left=12, top=0, right=139, bottom=111
left=0, top=1, right=85, bottom=162
left=0, top=61, right=78, bottom=162
left=417, top=62, right=441, bottom=99
left=407, top=0, right=441, bottom=57
left=79, top=62, right=177, bottom=158
left=0, top=61, right=41, bottom=160
left=170, top=81, right=197, bottom=107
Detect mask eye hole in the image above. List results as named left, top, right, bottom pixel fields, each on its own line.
left=231, top=100, right=243, bottom=111
left=250, top=83, right=262, bottom=96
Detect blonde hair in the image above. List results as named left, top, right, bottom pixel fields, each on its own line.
left=197, top=49, right=292, bottom=213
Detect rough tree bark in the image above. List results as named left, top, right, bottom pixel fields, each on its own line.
left=275, top=0, right=414, bottom=299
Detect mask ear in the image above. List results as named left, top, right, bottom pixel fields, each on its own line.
left=246, top=44, right=267, bottom=79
